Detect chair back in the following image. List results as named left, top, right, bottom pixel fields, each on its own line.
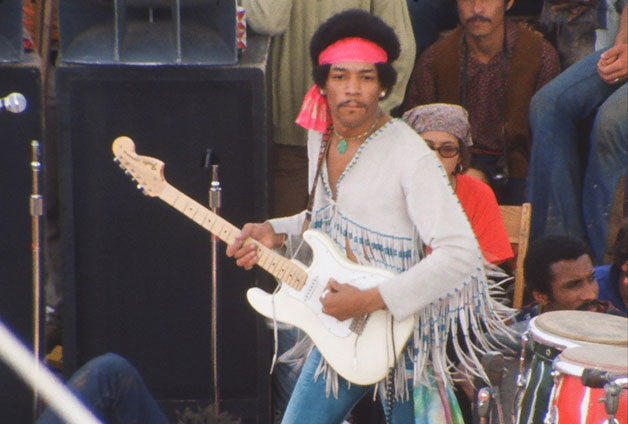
left=499, top=202, right=531, bottom=308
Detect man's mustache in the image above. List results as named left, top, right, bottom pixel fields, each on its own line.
left=466, top=15, right=492, bottom=24
left=339, top=100, right=367, bottom=108
left=576, top=299, right=602, bottom=311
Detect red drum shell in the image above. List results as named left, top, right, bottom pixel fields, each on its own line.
left=549, top=345, right=628, bottom=424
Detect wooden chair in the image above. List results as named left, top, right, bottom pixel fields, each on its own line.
left=499, top=202, right=532, bottom=309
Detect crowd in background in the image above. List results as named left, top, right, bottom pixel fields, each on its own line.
left=19, top=0, right=627, bottom=423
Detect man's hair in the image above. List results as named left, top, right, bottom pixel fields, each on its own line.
left=612, top=221, right=628, bottom=268
left=524, top=235, right=592, bottom=295
left=309, top=9, right=400, bottom=94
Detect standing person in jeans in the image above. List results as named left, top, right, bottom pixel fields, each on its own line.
left=527, top=3, right=627, bottom=264
left=227, top=9, right=513, bottom=423
left=243, top=3, right=416, bottom=421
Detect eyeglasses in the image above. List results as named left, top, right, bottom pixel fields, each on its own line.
left=423, top=140, right=460, bottom=158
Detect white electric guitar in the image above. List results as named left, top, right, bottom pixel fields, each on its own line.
left=112, top=136, right=414, bottom=385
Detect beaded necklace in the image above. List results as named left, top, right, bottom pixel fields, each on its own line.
left=333, top=118, right=379, bottom=154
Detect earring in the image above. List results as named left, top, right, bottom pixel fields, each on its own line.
left=319, top=89, right=326, bottom=97
left=454, top=163, right=463, bottom=174
left=379, top=91, right=386, bottom=99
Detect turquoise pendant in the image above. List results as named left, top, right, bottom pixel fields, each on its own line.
left=337, top=139, right=348, bottom=154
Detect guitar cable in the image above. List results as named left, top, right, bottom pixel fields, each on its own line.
left=385, top=369, right=394, bottom=424
left=385, top=318, right=397, bottom=424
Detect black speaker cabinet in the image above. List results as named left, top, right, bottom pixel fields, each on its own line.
left=0, top=54, right=43, bottom=423
left=57, top=35, right=271, bottom=423
left=0, top=0, right=23, bottom=62
left=58, top=0, right=237, bottom=65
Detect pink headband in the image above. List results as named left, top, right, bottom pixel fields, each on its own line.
left=295, top=37, right=388, bottom=132
left=318, top=37, right=388, bottom=65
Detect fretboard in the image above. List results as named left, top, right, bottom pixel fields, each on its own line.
left=160, top=184, right=307, bottom=290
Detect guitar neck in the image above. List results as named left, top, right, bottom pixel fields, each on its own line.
left=159, top=184, right=307, bottom=291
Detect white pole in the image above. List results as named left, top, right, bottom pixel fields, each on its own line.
left=0, top=320, right=101, bottom=424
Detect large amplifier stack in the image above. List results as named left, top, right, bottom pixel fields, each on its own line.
left=0, top=1, right=272, bottom=422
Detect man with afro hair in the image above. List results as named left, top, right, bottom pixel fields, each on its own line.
left=228, top=9, right=512, bottom=423
left=243, top=1, right=416, bottom=219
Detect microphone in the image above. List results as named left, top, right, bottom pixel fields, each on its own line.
left=481, top=351, right=506, bottom=424
left=1, top=92, right=27, bottom=114
left=482, top=351, right=505, bottom=387
left=582, top=368, right=611, bottom=388
left=581, top=368, right=628, bottom=389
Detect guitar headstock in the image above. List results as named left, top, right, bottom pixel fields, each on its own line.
left=112, top=136, right=166, bottom=197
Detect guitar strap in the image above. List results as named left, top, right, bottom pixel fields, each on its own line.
left=301, top=126, right=333, bottom=235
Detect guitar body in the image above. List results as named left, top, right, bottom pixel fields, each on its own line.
left=246, top=230, right=414, bottom=386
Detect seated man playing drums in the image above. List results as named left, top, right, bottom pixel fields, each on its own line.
left=514, top=234, right=627, bottom=424
left=520, top=234, right=627, bottom=318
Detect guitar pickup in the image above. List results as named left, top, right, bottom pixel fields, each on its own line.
left=349, top=314, right=370, bottom=336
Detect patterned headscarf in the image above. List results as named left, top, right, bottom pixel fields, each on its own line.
left=402, top=103, right=473, bottom=147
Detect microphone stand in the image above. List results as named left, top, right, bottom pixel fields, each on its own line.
left=603, top=376, right=628, bottom=424
left=30, top=140, right=44, bottom=415
left=581, top=369, right=628, bottom=424
left=477, top=351, right=506, bottom=424
left=476, top=387, right=491, bottom=424
left=205, top=151, right=221, bottom=415
left=512, top=332, right=529, bottom=424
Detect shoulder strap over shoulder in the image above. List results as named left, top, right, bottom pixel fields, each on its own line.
left=301, top=127, right=332, bottom=234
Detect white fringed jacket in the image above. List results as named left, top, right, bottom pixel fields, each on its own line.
left=269, top=118, right=513, bottom=395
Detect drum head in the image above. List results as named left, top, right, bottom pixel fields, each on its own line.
left=555, top=345, right=628, bottom=377
left=534, top=311, right=628, bottom=346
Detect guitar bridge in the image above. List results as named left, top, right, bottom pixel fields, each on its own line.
left=349, top=314, right=370, bottom=335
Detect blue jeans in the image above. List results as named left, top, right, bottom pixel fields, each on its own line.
left=281, top=347, right=414, bottom=423
left=37, top=353, right=168, bottom=424
left=273, top=326, right=307, bottom=423
left=527, top=48, right=628, bottom=263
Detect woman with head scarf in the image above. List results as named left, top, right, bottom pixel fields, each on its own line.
left=403, top=103, right=514, bottom=267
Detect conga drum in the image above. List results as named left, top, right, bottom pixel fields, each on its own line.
left=547, top=345, right=628, bottom=423
left=516, top=311, right=628, bottom=424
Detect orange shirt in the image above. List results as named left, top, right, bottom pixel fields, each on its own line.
left=455, top=173, right=514, bottom=264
